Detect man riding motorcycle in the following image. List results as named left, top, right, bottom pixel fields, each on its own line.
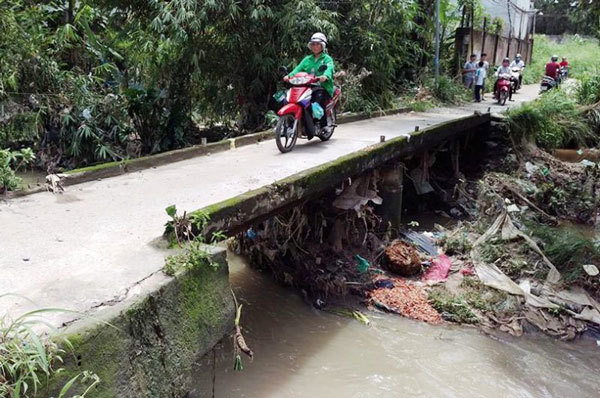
left=545, top=55, right=561, bottom=81
left=283, top=32, right=335, bottom=139
left=509, top=53, right=525, bottom=89
left=494, top=58, right=515, bottom=102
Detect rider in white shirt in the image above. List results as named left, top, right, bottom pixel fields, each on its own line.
left=494, top=58, right=514, bottom=101
left=509, top=53, right=525, bottom=87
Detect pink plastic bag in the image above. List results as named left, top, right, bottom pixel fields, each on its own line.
left=423, top=254, right=451, bottom=282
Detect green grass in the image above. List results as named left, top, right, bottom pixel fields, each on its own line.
left=530, top=224, right=600, bottom=283
left=523, top=35, right=600, bottom=85
left=576, top=72, right=600, bottom=105
left=0, top=302, right=100, bottom=397
left=506, top=35, right=600, bottom=150
left=428, top=288, right=479, bottom=324
left=506, top=89, right=599, bottom=149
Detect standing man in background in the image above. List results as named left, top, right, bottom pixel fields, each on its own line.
left=480, top=53, right=489, bottom=100
left=463, top=54, right=477, bottom=89
left=474, top=61, right=486, bottom=102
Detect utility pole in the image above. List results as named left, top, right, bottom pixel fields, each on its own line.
left=434, top=0, right=440, bottom=86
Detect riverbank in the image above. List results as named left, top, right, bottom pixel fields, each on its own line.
left=190, top=253, right=600, bottom=397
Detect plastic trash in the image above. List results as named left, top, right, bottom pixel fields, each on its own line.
left=400, top=230, right=438, bottom=256
left=246, top=228, right=257, bottom=240
left=311, top=102, right=324, bottom=119
left=580, top=159, right=596, bottom=167
left=449, top=208, right=462, bottom=218
left=583, top=264, right=599, bottom=276
left=273, top=90, right=286, bottom=103
left=375, top=279, right=395, bottom=289
left=355, top=254, right=370, bottom=273
left=422, top=254, right=452, bottom=283
left=525, top=162, right=538, bottom=175
left=507, top=204, right=520, bottom=213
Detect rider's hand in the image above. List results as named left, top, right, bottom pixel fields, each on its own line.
left=319, top=75, right=327, bottom=83
left=283, top=76, right=290, bottom=82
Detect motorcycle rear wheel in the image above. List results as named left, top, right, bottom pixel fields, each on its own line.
left=275, top=114, right=298, bottom=153
left=318, top=108, right=337, bottom=142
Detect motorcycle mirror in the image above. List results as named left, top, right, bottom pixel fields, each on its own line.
left=279, top=66, right=289, bottom=75
left=318, top=64, right=327, bottom=73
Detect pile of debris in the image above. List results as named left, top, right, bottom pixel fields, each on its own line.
left=428, top=143, right=600, bottom=339
left=236, top=137, right=600, bottom=340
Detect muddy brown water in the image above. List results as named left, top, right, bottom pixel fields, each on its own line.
left=190, top=252, right=600, bottom=398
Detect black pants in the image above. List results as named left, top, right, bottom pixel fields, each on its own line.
left=311, top=88, right=331, bottom=127
left=474, top=85, right=483, bottom=101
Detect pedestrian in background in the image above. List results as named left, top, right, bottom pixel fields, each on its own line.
left=462, top=54, right=477, bottom=89
left=474, top=61, right=486, bottom=102
left=480, top=53, right=489, bottom=100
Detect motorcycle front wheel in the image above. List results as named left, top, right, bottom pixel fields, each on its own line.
left=499, top=91, right=508, bottom=106
left=275, top=114, right=298, bottom=153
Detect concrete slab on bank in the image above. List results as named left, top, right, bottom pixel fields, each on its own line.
left=50, top=246, right=235, bottom=398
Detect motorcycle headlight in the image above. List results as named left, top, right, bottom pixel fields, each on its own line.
left=289, top=76, right=311, bottom=85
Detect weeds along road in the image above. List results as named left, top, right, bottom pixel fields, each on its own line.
left=0, top=84, right=540, bottom=327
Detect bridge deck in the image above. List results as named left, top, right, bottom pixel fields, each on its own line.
left=0, top=85, right=538, bottom=327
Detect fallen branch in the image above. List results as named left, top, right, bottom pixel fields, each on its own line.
left=501, top=182, right=557, bottom=222
left=231, top=289, right=253, bottom=361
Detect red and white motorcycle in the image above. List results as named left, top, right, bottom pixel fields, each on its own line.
left=274, top=65, right=341, bottom=153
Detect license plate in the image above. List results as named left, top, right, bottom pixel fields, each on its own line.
left=541, top=86, right=548, bottom=91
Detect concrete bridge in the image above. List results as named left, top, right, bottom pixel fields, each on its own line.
left=0, top=85, right=538, bottom=396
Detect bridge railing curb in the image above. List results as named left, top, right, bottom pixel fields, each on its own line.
left=6, top=107, right=411, bottom=199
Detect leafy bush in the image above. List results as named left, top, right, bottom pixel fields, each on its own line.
left=431, top=75, right=471, bottom=104
left=0, top=0, right=441, bottom=172
left=0, top=147, right=35, bottom=192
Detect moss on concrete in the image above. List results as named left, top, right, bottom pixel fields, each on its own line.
left=49, top=247, right=234, bottom=397
left=193, top=113, right=490, bottom=239
left=66, top=159, right=128, bottom=175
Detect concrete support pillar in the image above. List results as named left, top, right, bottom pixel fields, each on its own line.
left=379, top=162, right=404, bottom=230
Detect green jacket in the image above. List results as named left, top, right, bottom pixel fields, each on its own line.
left=288, top=53, right=335, bottom=96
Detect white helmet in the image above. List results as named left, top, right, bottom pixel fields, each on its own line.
left=308, top=32, right=328, bottom=51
